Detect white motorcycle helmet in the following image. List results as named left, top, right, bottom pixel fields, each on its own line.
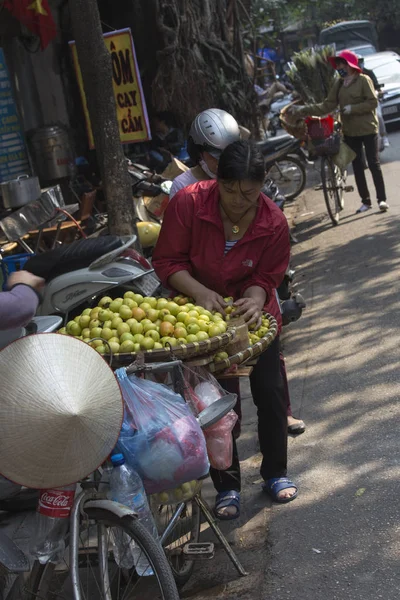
left=187, top=108, right=241, bottom=163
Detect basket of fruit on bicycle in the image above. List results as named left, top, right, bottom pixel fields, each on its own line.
left=306, top=115, right=341, bottom=157
left=58, top=292, right=278, bottom=371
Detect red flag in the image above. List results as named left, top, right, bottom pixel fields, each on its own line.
left=4, top=0, right=57, bottom=50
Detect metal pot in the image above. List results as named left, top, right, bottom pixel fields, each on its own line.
left=0, top=174, right=41, bottom=209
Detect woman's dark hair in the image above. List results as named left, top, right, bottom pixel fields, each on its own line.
left=217, top=140, right=265, bottom=183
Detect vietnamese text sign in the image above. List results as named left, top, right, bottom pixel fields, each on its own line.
left=70, top=28, right=151, bottom=149
left=0, top=49, right=30, bottom=183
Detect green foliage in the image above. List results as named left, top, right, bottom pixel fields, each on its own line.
left=287, top=45, right=338, bottom=103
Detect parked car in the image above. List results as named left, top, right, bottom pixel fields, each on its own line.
left=319, top=20, right=378, bottom=53
left=364, top=52, right=400, bottom=125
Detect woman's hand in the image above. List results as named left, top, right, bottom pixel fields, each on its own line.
left=234, top=297, right=262, bottom=329
left=193, top=288, right=227, bottom=313
left=7, top=271, right=45, bottom=293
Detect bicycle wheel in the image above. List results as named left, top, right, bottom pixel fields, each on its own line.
left=20, top=508, right=180, bottom=600
left=266, top=156, right=306, bottom=201
left=154, top=498, right=201, bottom=588
left=321, top=156, right=341, bottom=226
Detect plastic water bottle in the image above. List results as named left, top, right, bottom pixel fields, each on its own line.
left=30, top=484, right=76, bottom=564
left=109, top=453, right=158, bottom=576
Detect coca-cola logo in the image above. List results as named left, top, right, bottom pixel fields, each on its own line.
left=38, top=489, right=75, bottom=518
left=41, top=492, right=71, bottom=508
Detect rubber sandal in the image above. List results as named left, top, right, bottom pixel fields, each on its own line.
left=288, top=421, right=306, bottom=435
left=214, top=490, right=240, bottom=521
left=262, top=477, right=298, bottom=504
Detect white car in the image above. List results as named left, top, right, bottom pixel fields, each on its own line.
left=364, top=52, right=400, bottom=125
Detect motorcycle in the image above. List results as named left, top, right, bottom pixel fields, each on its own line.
left=23, top=235, right=159, bottom=321
left=267, top=92, right=293, bottom=137
left=258, top=133, right=307, bottom=201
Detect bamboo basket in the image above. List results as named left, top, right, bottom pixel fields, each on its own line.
left=209, top=314, right=278, bottom=373
left=280, top=102, right=307, bottom=140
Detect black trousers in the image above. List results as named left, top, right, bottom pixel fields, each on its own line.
left=344, top=133, right=386, bottom=204
left=210, top=337, right=287, bottom=493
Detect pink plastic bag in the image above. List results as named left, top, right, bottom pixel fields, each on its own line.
left=182, top=367, right=238, bottom=471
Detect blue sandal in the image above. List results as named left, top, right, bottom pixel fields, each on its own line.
left=262, top=477, right=298, bottom=504
left=214, top=490, right=240, bottom=521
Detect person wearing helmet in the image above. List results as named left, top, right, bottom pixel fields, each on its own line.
left=357, top=55, right=390, bottom=150
left=169, top=109, right=241, bottom=199
left=290, top=49, right=389, bottom=214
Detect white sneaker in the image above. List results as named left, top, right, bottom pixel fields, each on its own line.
left=383, top=136, right=390, bottom=148
left=379, top=201, right=389, bottom=212
left=356, top=203, right=372, bottom=214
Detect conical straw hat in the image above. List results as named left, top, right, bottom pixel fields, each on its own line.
left=0, top=334, right=123, bottom=489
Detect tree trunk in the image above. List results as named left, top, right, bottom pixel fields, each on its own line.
left=68, top=0, right=137, bottom=238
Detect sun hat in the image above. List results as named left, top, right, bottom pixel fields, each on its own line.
left=0, top=334, right=123, bottom=489
left=328, top=50, right=362, bottom=72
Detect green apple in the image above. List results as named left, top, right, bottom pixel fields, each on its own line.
left=145, top=330, right=160, bottom=342
left=109, top=299, right=123, bottom=313
left=187, top=323, right=200, bottom=335
left=79, top=315, right=91, bottom=328
left=133, top=334, right=145, bottom=344
left=146, top=308, right=159, bottom=323
left=140, top=337, right=155, bottom=350
left=89, top=318, right=101, bottom=329
left=186, top=334, right=198, bottom=343
left=133, top=343, right=141, bottom=353
left=67, top=321, right=81, bottom=336
left=156, top=298, right=169, bottom=310
left=120, top=332, right=135, bottom=343
left=123, top=291, right=136, bottom=300
left=100, top=328, right=113, bottom=341
left=132, top=293, right=144, bottom=305
left=154, top=342, right=163, bottom=349
left=90, top=339, right=103, bottom=348
left=120, top=340, right=135, bottom=353
left=117, top=323, right=130, bottom=336
left=82, top=308, right=91, bottom=316
left=58, top=327, right=67, bottom=335
left=81, top=327, right=91, bottom=339
left=108, top=341, right=120, bottom=353
left=122, top=298, right=138, bottom=309
left=196, top=331, right=209, bottom=341
left=130, top=321, right=144, bottom=335
left=119, top=305, right=133, bottom=320
left=95, top=345, right=106, bottom=354
left=143, top=296, right=157, bottom=308
left=90, top=327, right=102, bottom=338
left=111, top=316, right=123, bottom=329
left=98, top=309, right=112, bottom=323
left=98, top=296, right=113, bottom=307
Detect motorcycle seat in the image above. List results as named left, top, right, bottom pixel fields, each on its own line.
left=257, top=133, right=297, bottom=155
left=25, top=235, right=123, bottom=281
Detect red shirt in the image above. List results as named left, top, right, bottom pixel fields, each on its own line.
left=152, top=180, right=290, bottom=330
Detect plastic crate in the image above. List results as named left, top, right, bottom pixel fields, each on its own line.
left=1, top=253, right=33, bottom=290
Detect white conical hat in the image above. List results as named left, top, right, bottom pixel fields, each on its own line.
left=0, top=334, right=123, bottom=489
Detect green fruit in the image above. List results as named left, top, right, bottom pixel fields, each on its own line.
left=117, top=323, right=130, bottom=336
left=109, top=300, right=123, bottom=313
left=74, top=316, right=81, bottom=324
left=196, top=331, right=209, bottom=341
left=143, top=322, right=158, bottom=333
left=98, top=296, right=113, bottom=307
left=159, top=492, right=170, bottom=504
left=130, top=321, right=144, bottom=335
left=119, top=305, right=133, bottom=320
left=109, top=337, right=120, bottom=344
left=66, top=321, right=81, bottom=336
left=82, top=308, right=92, bottom=316
left=120, top=332, right=135, bottom=343
left=120, top=340, right=135, bottom=353
left=100, top=328, right=113, bottom=341
left=90, top=339, right=103, bottom=348
left=90, top=327, right=102, bottom=338
left=132, top=293, right=144, bottom=305
left=154, top=342, right=163, bottom=349
left=133, top=343, right=141, bottom=353
left=187, top=323, right=200, bottom=335
left=123, top=298, right=138, bottom=309
left=111, top=316, right=123, bottom=329
left=95, top=345, right=106, bottom=354
left=140, top=337, right=155, bottom=350
left=81, top=328, right=91, bottom=338
left=132, top=334, right=145, bottom=344
left=145, top=330, right=160, bottom=342
left=58, top=327, right=67, bottom=335
left=79, top=315, right=91, bottom=328
left=103, top=320, right=112, bottom=329
left=143, top=296, right=157, bottom=308
left=186, top=334, right=198, bottom=343
left=98, top=309, right=112, bottom=322
left=108, top=341, right=120, bottom=353
left=89, top=319, right=101, bottom=329
left=123, top=291, right=136, bottom=300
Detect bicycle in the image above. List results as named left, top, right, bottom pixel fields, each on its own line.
left=266, top=155, right=306, bottom=201
left=320, top=154, right=346, bottom=226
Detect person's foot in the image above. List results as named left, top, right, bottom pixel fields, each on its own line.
left=262, top=477, right=298, bottom=503
left=214, top=490, right=240, bottom=520
left=379, top=201, right=389, bottom=212
left=287, top=415, right=306, bottom=435
left=383, top=136, right=390, bottom=148
left=356, top=203, right=372, bottom=214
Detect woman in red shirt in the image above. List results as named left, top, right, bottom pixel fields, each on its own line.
left=153, top=140, right=298, bottom=518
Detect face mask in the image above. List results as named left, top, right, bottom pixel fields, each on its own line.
left=337, top=68, right=348, bottom=78
left=199, top=159, right=217, bottom=179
